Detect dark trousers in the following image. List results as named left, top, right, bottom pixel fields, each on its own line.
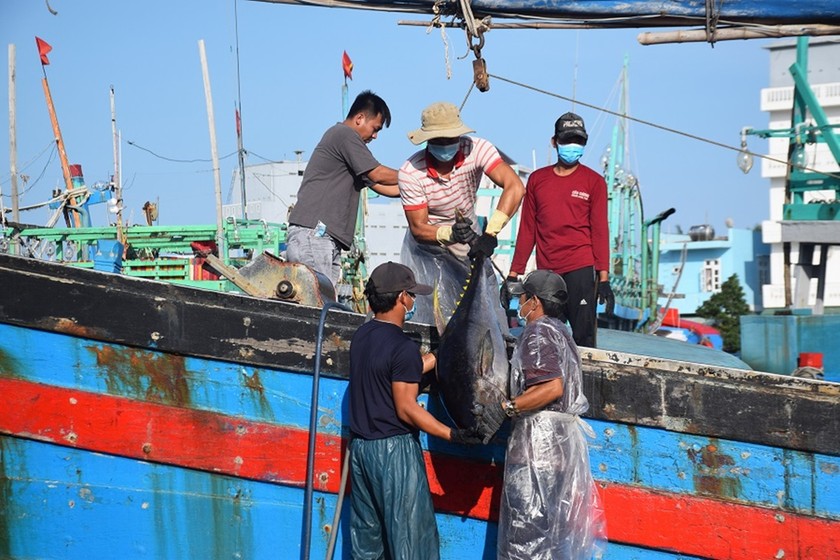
left=562, top=265, right=597, bottom=348
left=350, top=434, right=440, bottom=560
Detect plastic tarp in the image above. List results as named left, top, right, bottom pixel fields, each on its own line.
left=399, top=230, right=506, bottom=333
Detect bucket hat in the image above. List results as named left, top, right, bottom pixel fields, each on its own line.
left=408, top=102, right=475, bottom=145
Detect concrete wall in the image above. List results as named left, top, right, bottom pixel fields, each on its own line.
left=740, top=314, right=840, bottom=382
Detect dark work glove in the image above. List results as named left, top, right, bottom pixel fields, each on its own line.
left=598, top=281, right=616, bottom=316
left=451, top=217, right=478, bottom=245
left=468, top=233, right=498, bottom=259
left=499, top=277, right=518, bottom=313
left=449, top=427, right=484, bottom=445
left=475, top=402, right=507, bottom=444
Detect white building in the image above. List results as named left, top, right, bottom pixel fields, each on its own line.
left=760, top=39, right=840, bottom=311
left=224, top=159, right=306, bottom=225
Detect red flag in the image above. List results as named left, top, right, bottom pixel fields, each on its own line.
left=342, top=51, right=353, bottom=80
left=235, top=108, right=242, bottom=138
left=35, top=36, right=52, bottom=65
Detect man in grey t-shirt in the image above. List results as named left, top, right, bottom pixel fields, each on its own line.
left=287, top=91, right=399, bottom=286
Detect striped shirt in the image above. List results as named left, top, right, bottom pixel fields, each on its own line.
left=399, top=136, right=503, bottom=225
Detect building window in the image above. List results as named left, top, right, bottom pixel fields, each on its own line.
left=702, top=259, right=721, bottom=293
left=757, top=255, right=770, bottom=286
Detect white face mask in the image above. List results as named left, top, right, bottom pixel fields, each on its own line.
left=517, top=297, right=535, bottom=326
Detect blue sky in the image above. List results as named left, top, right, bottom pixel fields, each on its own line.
left=2, top=0, right=772, bottom=233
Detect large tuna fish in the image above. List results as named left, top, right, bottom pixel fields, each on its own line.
left=435, top=251, right=510, bottom=435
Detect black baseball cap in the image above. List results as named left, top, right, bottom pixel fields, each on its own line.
left=509, top=269, right=568, bottom=304
left=367, top=262, right=433, bottom=295
left=554, top=112, right=588, bottom=145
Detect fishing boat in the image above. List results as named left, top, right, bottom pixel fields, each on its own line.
left=0, top=251, right=837, bottom=559
left=2, top=155, right=838, bottom=557
left=3, top=4, right=839, bottom=557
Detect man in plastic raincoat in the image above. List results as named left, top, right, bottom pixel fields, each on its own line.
left=398, top=102, right=525, bottom=328
left=494, top=270, right=607, bottom=559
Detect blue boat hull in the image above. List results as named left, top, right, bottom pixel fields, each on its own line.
left=0, top=254, right=838, bottom=558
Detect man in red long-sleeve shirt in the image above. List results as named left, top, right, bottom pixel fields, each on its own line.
left=507, top=112, right=615, bottom=348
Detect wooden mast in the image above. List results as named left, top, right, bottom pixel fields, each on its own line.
left=39, top=49, right=81, bottom=227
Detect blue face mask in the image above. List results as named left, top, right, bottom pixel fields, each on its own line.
left=403, top=293, right=417, bottom=321
left=557, top=143, right=584, bottom=165
left=427, top=141, right=460, bottom=162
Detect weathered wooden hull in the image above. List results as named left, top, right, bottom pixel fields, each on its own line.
left=0, top=253, right=838, bottom=559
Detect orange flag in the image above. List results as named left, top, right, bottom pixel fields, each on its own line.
left=342, top=51, right=353, bottom=80
left=35, top=36, right=52, bottom=65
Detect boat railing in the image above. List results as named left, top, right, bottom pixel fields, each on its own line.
left=6, top=219, right=288, bottom=288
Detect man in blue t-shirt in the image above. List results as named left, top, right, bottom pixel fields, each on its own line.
left=349, top=261, right=481, bottom=559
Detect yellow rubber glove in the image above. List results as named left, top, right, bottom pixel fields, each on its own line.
left=436, top=225, right=453, bottom=245
left=486, top=209, right=511, bottom=236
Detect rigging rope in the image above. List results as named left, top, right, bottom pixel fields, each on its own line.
left=459, top=82, right=475, bottom=112
left=127, top=140, right=237, bottom=163
left=0, top=140, right=56, bottom=188
left=488, top=72, right=840, bottom=180
left=427, top=0, right=453, bottom=80
left=0, top=144, right=58, bottom=202
left=705, top=0, right=722, bottom=45
left=425, top=0, right=490, bottom=90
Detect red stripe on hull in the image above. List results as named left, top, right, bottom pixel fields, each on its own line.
left=0, top=377, right=493, bottom=511
left=0, top=377, right=340, bottom=488
left=2, top=377, right=837, bottom=559
left=604, top=484, right=840, bottom=559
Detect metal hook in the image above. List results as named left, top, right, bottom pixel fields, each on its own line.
left=468, top=28, right=489, bottom=92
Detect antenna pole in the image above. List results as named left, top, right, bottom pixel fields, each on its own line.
left=199, top=39, right=227, bottom=262
left=8, top=44, right=19, bottom=229
left=110, top=85, right=124, bottom=244
left=233, top=0, right=248, bottom=220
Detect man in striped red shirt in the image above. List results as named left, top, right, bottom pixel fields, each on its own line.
left=506, top=112, right=615, bottom=348
left=398, top=102, right=525, bottom=327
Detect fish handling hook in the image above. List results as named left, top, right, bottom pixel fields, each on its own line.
left=325, top=440, right=351, bottom=559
